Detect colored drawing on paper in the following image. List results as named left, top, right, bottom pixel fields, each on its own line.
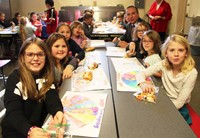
left=62, top=95, right=98, bottom=127
left=121, top=71, right=138, bottom=88
left=42, top=92, right=107, bottom=137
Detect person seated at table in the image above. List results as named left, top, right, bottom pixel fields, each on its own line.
left=115, top=11, right=126, bottom=29
left=125, top=21, right=150, bottom=59
left=56, top=22, right=85, bottom=62
left=136, top=34, right=198, bottom=125
left=78, top=9, right=94, bottom=22
left=46, top=33, right=78, bottom=88
left=1, top=37, right=66, bottom=138
left=0, top=12, right=15, bottom=28
left=30, top=12, right=42, bottom=38
left=82, top=13, right=94, bottom=39
left=70, top=21, right=88, bottom=49
left=140, top=30, right=162, bottom=77
left=0, top=12, right=15, bottom=57
left=112, top=6, right=148, bottom=48
left=12, top=12, right=21, bottom=26
left=18, top=16, right=37, bottom=42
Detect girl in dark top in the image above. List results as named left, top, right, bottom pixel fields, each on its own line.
left=1, top=37, right=66, bottom=138
left=56, top=22, right=85, bottom=62
left=125, top=21, right=150, bottom=59
left=12, top=12, right=21, bottom=26
left=46, top=33, right=78, bottom=87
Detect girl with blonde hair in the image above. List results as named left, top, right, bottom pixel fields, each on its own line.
left=18, top=16, right=36, bottom=42
left=136, top=34, right=198, bottom=124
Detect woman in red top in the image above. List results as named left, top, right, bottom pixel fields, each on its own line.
left=148, top=0, right=172, bottom=42
left=44, top=0, right=58, bottom=35
left=30, top=12, right=42, bottom=38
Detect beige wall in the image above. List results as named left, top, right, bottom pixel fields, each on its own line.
left=10, top=0, right=186, bottom=36
left=187, top=0, right=200, bottom=17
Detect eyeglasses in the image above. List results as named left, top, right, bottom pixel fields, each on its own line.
left=25, top=52, right=46, bottom=60
left=137, top=30, right=147, bottom=33
left=142, top=40, right=153, bottom=44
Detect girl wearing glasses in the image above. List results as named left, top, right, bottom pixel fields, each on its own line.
left=125, top=21, right=150, bottom=59
left=140, top=30, right=162, bottom=77
left=46, top=33, right=78, bottom=88
left=136, top=34, right=198, bottom=124
left=1, top=37, right=66, bottom=138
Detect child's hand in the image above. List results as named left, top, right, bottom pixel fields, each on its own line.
left=53, top=111, right=67, bottom=138
left=125, top=49, right=135, bottom=58
left=62, top=65, right=73, bottom=79
left=139, top=82, right=155, bottom=93
left=129, top=42, right=136, bottom=52
left=29, top=127, right=50, bottom=138
left=81, top=40, right=87, bottom=49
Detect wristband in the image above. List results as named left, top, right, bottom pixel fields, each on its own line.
left=27, top=126, right=36, bottom=138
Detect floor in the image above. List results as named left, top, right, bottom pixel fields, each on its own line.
left=0, top=48, right=200, bottom=116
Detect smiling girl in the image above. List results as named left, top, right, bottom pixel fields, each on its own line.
left=1, top=37, right=66, bottom=138
left=56, top=22, right=85, bottom=62
left=136, top=34, right=198, bottom=124
left=46, top=33, right=78, bottom=88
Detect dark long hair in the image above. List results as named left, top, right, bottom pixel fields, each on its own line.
left=18, top=37, right=54, bottom=100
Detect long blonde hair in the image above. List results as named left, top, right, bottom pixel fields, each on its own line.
left=19, top=16, right=27, bottom=42
left=162, top=34, right=195, bottom=73
left=18, top=37, right=54, bottom=100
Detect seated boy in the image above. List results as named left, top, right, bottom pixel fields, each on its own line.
left=82, top=13, right=94, bottom=39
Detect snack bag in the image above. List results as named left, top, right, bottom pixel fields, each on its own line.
left=133, top=87, right=159, bottom=103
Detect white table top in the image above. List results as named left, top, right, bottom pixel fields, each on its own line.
left=0, top=26, right=18, bottom=35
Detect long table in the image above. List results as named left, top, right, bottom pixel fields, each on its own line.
left=59, top=42, right=196, bottom=138
left=105, top=42, right=196, bottom=138
left=59, top=49, right=118, bottom=138
left=91, top=22, right=125, bottom=40
left=0, top=26, right=20, bottom=59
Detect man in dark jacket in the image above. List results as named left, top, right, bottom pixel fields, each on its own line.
left=113, top=6, right=148, bottom=48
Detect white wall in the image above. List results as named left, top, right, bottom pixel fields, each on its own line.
left=187, top=0, right=200, bottom=17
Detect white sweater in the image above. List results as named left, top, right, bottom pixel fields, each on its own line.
left=136, top=60, right=198, bottom=109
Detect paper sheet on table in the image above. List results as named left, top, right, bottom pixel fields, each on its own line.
left=43, top=91, right=108, bottom=137
left=78, top=51, right=101, bottom=67
left=72, top=66, right=111, bottom=91
left=106, top=47, right=126, bottom=57
left=111, top=58, right=153, bottom=92
left=89, top=40, right=105, bottom=48
left=111, top=57, right=144, bottom=72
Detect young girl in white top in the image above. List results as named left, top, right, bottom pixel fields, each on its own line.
left=140, top=30, right=162, bottom=77
left=18, top=16, right=37, bottom=42
left=136, top=34, right=198, bottom=124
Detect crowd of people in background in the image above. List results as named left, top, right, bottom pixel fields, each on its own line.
left=0, top=0, right=198, bottom=137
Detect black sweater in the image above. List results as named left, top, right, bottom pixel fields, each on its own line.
left=1, top=70, right=63, bottom=138
left=68, top=38, right=85, bottom=61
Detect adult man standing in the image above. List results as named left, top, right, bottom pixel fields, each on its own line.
left=113, top=6, right=146, bottom=48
